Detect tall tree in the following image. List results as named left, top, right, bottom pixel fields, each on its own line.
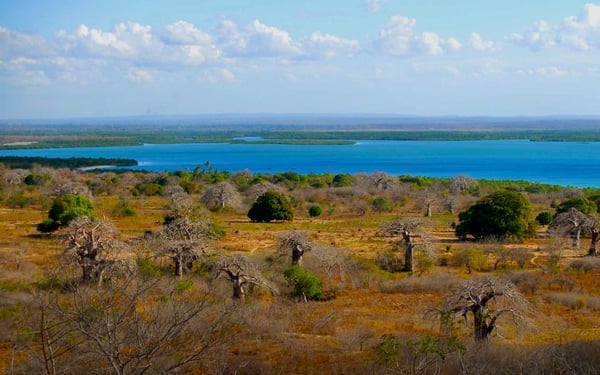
left=61, top=217, right=128, bottom=283
left=549, top=208, right=600, bottom=255
left=213, top=255, right=276, bottom=301
left=379, top=219, right=427, bottom=273
left=148, top=189, right=220, bottom=276
left=277, top=231, right=312, bottom=266
left=433, top=277, right=528, bottom=342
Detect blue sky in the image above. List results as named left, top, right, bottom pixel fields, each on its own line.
left=1, top=1, right=600, bottom=119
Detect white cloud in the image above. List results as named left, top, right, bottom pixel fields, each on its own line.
left=161, top=21, right=213, bottom=45
left=218, top=18, right=302, bottom=57
left=511, top=3, right=600, bottom=51
left=374, top=15, right=461, bottom=56
left=469, top=33, right=499, bottom=52
left=0, top=27, right=55, bottom=59
left=446, top=37, right=462, bottom=52
left=219, top=68, right=236, bottom=82
left=126, top=68, right=153, bottom=82
left=302, top=32, right=359, bottom=59
left=366, top=0, right=385, bottom=13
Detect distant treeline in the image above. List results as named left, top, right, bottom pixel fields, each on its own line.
left=0, top=156, right=138, bottom=169
left=2, top=129, right=600, bottom=149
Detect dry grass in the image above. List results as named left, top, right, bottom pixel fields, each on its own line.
left=2, top=187, right=600, bottom=373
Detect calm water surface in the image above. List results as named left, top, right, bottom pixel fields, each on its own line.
left=1, top=140, right=599, bottom=187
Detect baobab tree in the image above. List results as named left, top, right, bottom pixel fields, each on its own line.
left=36, top=272, right=236, bottom=375
left=213, top=255, right=276, bottom=301
left=432, top=277, right=528, bottom=342
left=277, top=231, right=312, bottom=266
left=379, top=219, right=427, bottom=273
left=147, top=189, right=221, bottom=277
left=202, top=181, right=241, bottom=210
left=549, top=208, right=600, bottom=255
left=61, top=217, right=129, bottom=284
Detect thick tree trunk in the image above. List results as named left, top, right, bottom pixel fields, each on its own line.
left=425, top=202, right=432, bottom=217
left=175, top=256, right=183, bottom=277
left=81, top=258, right=93, bottom=282
left=404, top=244, right=414, bottom=273
left=232, top=277, right=245, bottom=301
left=292, top=246, right=304, bottom=266
left=573, top=229, right=581, bottom=248
left=473, top=307, right=492, bottom=342
left=589, top=231, right=599, bottom=256
left=402, top=230, right=414, bottom=273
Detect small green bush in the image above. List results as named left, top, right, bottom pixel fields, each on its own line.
left=372, top=197, right=394, bottom=213
left=308, top=205, right=322, bottom=217
left=283, top=266, right=323, bottom=301
left=535, top=212, right=554, bottom=226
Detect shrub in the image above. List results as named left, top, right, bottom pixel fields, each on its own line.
left=283, top=266, right=323, bottom=301
left=308, top=205, right=322, bottom=217
left=376, top=251, right=404, bottom=273
left=248, top=191, right=293, bottom=223
left=556, top=197, right=597, bottom=214
left=332, top=174, right=353, bottom=187
left=535, top=211, right=554, bottom=226
left=24, top=173, right=51, bottom=186
left=568, top=257, right=600, bottom=273
left=372, top=197, right=394, bottom=213
left=451, top=247, right=488, bottom=274
left=38, top=193, right=94, bottom=232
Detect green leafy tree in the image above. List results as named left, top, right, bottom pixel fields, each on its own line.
left=248, top=191, right=293, bottom=223
left=535, top=211, right=554, bottom=226
left=556, top=197, right=597, bottom=215
left=308, top=205, right=322, bottom=217
left=455, top=190, right=533, bottom=241
left=37, top=194, right=94, bottom=232
left=283, top=265, right=323, bottom=302
left=332, top=174, right=353, bottom=187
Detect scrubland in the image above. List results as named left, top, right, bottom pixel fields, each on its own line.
left=1, top=165, right=600, bottom=374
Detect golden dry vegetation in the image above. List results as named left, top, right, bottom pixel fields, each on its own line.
left=1, top=167, right=600, bottom=374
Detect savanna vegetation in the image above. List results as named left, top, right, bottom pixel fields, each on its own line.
left=1, top=160, right=600, bottom=374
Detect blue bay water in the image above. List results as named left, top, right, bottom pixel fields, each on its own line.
left=1, top=140, right=599, bottom=187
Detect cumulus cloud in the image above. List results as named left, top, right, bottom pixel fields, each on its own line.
left=511, top=3, right=600, bottom=51
left=217, top=18, right=359, bottom=60
left=161, top=21, right=213, bottom=45
left=126, top=68, right=153, bottom=82
left=302, top=32, right=359, bottom=59
left=218, top=18, right=302, bottom=57
left=373, top=15, right=461, bottom=56
left=469, top=33, right=499, bottom=52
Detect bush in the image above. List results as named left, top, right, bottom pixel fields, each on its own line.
left=283, top=266, right=323, bottom=301
left=556, top=197, right=597, bottom=214
left=308, top=205, right=322, bottom=217
left=121, top=206, right=136, bottom=217
left=332, top=174, right=353, bottom=187
left=248, top=191, right=293, bottom=223
left=372, top=197, right=393, bottom=213
left=535, top=211, right=554, bottom=226
left=376, top=251, right=404, bottom=273
left=38, top=193, right=94, bottom=232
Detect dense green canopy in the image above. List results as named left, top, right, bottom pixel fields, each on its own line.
left=248, top=191, right=293, bottom=223
left=455, top=190, right=533, bottom=241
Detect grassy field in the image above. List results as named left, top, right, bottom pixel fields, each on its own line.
left=1, top=167, right=600, bottom=374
